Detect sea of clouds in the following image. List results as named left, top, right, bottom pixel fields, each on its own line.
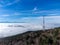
left=0, top=23, right=42, bottom=38
left=0, top=16, right=60, bottom=38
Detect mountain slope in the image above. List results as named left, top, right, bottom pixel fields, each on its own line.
left=0, top=27, right=60, bottom=45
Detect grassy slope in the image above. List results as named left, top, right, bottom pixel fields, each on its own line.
left=0, top=27, right=60, bottom=45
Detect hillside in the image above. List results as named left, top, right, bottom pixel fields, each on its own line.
left=0, top=27, right=60, bottom=45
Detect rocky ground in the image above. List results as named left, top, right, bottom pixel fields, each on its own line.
left=0, top=27, right=60, bottom=45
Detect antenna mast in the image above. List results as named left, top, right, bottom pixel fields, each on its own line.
left=43, top=15, right=45, bottom=30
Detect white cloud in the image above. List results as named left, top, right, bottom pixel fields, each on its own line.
left=0, top=23, right=42, bottom=38
left=0, top=16, right=60, bottom=38
left=14, top=12, right=21, bottom=15
left=1, top=14, right=10, bottom=17
left=0, top=0, right=20, bottom=7
left=17, top=16, right=60, bottom=28
left=31, top=9, right=60, bottom=16
left=6, top=0, right=20, bottom=6
left=33, top=7, right=38, bottom=11
left=45, top=16, right=60, bottom=23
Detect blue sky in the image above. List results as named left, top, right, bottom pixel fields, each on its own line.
left=0, top=0, right=60, bottom=24
left=0, top=0, right=60, bottom=37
